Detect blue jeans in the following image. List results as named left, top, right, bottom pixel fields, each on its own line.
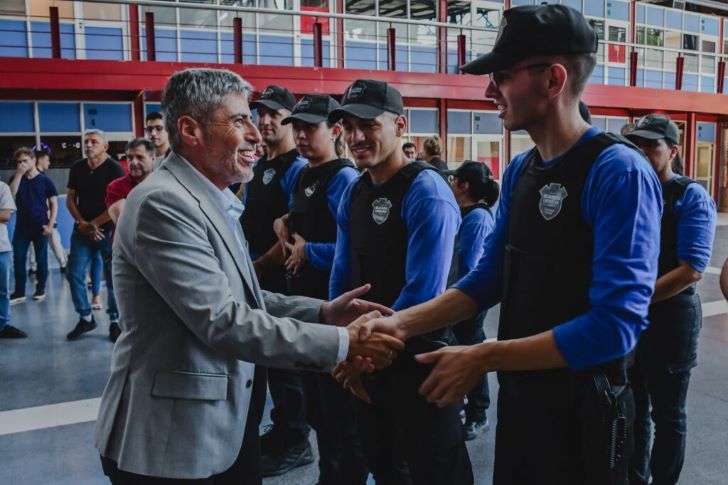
left=628, top=292, right=701, bottom=485
left=0, top=251, right=11, bottom=330
left=67, top=229, right=117, bottom=320
left=12, top=226, right=48, bottom=294
left=90, top=250, right=103, bottom=296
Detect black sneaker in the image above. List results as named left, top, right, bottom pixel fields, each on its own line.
left=66, top=317, right=97, bottom=341
left=463, top=417, right=490, bottom=441
left=109, top=322, right=121, bottom=343
left=0, top=325, right=27, bottom=339
left=9, top=292, right=25, bottom=305
left=32, top=289, right=46, bottom=301
left=261, top=440, right=314, bottom=477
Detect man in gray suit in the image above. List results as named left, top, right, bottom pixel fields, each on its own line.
left=94, top=68, right=402, bottom=484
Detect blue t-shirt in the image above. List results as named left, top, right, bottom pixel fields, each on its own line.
left=304, top=166, right=360, bottom=271
left=670, top=181, right=716, bottom=273
left=14, top=173, right=58, bottom=232
left=454, top=127, right=663, bottom=371
left=330, top=169, right=461, bottom=311
left=457, top=206, right=495, bottom=280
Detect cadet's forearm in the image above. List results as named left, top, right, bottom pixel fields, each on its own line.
left=395, top=289, right=479, bottom=340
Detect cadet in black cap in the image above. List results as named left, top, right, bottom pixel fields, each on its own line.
left=443, top=161, right=500, bottom=441
left=626, top=115, right=716, bottom=485
left=272, top=94, right=365, bottom=484
left=241, top=85, right=312, bottom=476
left=329, top=79, right=472, bottom=484
left=346, top=5, right=664, bottom=485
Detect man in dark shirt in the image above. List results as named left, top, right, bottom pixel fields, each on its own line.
left=422, top=135, right=448, bottom=171
left=9, top=147, right=58, bottom=303
left=65, top=129, right=124, bottom=342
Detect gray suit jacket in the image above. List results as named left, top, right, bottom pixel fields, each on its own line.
left=94, top=153, right=341, bottom=479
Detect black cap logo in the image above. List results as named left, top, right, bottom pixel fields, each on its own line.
left=298, top=97, right=312, bottom=111
left=348, top=84, right=366, bottom=100
left=637, top=116, right=651, bottom=128
left=261, top=88, right=274, bottom=98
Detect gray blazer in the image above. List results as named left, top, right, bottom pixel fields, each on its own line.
left=94, top=153, right=341, bottom=479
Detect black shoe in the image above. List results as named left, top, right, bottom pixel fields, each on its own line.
left=32, top=289, right=46, bottom=301
left=0, top=325, right=27, bottom=339
left=9, top=292, right=25, bottom=305
left=66, top=318, right=97, bottom=341
left=463, top=417, right=490, bottom=441
left=109, top=322, right=121, bottom=343
left=261, top=440, right=314, bottom=477
left=60, top=266, right=66, bottom=274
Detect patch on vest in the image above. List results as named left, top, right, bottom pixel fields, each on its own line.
left=305, top=180, right=319, bottom=197
left=262, top=168, right=276, bottom=185
left=538, top=183, right=568, bottom=221
left=371, top=197, right=392, bottom=225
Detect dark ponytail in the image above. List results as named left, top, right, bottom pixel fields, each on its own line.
left=469, top=178, right=500, bottom=208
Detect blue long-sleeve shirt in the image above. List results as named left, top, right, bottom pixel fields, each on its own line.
left=304, top=166, right=360, bottom=271
left=672, top=181, right=716, bottom=273
left=457, top=206, right=495, bottom=280
left=454, top=127, right=663, bottom=371
left=330, top=169, right=461, bottom=311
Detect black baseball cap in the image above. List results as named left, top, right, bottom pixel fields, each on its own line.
left=328, top=79, right=404, bottom=122
left=461, top=4, right=598, bottom=75
left=626, top=115, right=681, bottom=146
left=282, top=94, right=340, bottom=125
left=250, top=85, right=296, bottom=112
left=443, top=161, right=493, bottom=188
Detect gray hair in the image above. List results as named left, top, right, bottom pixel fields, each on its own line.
left=126, top=137, right=155, bottom=157
left=84, top=129, right=107, bottom=142
left=162, top=68, right=253, bottom=150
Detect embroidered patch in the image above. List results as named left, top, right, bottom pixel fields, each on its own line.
left=538, top=183, right=568, bottom=221
left=305, top=180, right=319, bottom=197
left=298, top=97, right=312, bottom=111
left=371, top=197, right=393, bottom=225
left=262, top=168, right=276, bottom=185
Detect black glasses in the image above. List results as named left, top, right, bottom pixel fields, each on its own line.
left=145, top=125, right=165, bottom=134
left=489, top=63, right=553, bottom=87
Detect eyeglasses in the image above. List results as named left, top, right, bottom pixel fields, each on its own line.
left=145, top=125, right=165, bottom=134
left=489, top=63, right=553, bottom=87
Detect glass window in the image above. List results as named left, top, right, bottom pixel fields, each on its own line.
left=584, top=0, right=604, bottom=19
left=511, top=135, right=535, bottom=156
left=606, top=117, right=628, bottom=134
left=645, top=28, right=663, bottom=47
left=179, top=0, right=217, bottom=28
left=664, top=30, right=680, bottom=50
left=447, top=135, right=471, bottom=162
left=346, top=0, right=375, bottom=16
left=683, top=34, right=698, bottom=51
left=589, top=19, right=604, bottom=40
left=142, top=2, right=177, bottom=27
left=29, top=0, right=73, bottom=19
left=0, top=0, right=25, bottom=15
left=644, top=48, right=662, bottom=70
left=636, top=26, right=645, bottom=45
left=82, top=3, right=123, bottom=21
left=635, top=3, right=644, bottom=24
left=0, top=102, right=34, bottom=133
left=473, top=112, right=502, bottom=134
left=39, top=103, right=81, bottom=132
left=701, top=17, right=719, bottom=36
left=258, top=0, right=294, bottom=34
left=606, top=1, right=629, bottom=22
left=591, top=116, right=607, bottom=130
left=410, top=0, right=437, bottom=21
left=447, top=111, right=471, bottom=134
left=608, top=25, right=626, bottom=43
left=408, top=109, right=438, bottom=133
left=683, top=53, right=699, bottom=73
left=702, top=55, right=715, bottom=75
left=40, top=135, right=83, bottom=167
left=561, top=0, right=581, bottom=12
left=702, top=40, right=716, bottom=53
left=447, top=0, right=470, bottom=24
left=0, top=137, right=37, bottom=167
left=665, top=10, right=681, bottom=30
left=380, top=0, right=406, bottom=18
left=474, top=140, right=500, bottom=180
left=683, top=14, right=699, bottom=33
left=83, top=103, right=133, bottom=132
left=697, top=122, right=716, bottom=143
left=645, top=6, right=663, bottom=27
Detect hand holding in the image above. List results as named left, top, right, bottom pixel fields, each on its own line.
left=332, top=361, right=370, bottom=403
left=284, top=233, right=307, bottom=274
left=320, top=284, right=393, bottom=326
left=273, top=214, right=290, bottom=254
left=346, top=312, right=404, bottom=369
left=415, top=344, right=488, bottom=407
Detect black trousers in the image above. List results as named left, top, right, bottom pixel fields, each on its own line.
left=493, top=372, right=634, bottom=485
left=452, top=310, right=490, bottom=422
left=629, top=292, right=701, bottom=485
left=303, top=372, right=368, bottom=485
left=101, top=367, right=267, bottom=485
left=357, top=355, right=474, bottom=485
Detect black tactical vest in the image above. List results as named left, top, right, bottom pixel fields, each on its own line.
left=658, top=176, right=697, bottom=284
left=287, top=158, right=356, bottom=298
left=349, top=161, right=452, bottom=352
left=500, top=132, right=643, bottom=384
left=240, top=149, right=300, bottom=257
left=447, top=203, right=492, bottom=287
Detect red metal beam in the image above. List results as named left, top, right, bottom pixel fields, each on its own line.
left=457, top=34, right=466, bottom=73
left=336, top=0, right=345, bottom=69
left=387, top=28, right=396, bottom=71
left=233, top=17, right=243, bottom=65
left=438, top=97, right=447, bottom=160
left=718, top=60, right=726, bottom=95
left=133, top=90, right=144, bottom=137
left=438, top=0, right=448, bottom=74
left=313, top=22, right=323, bottom=68
left=675, top=55, right=684, bottom=91
left=129, top=5, right=141, bottom=61
left=50, top=7, right=61, bottom=59
left=685, top=113, right=697, bottom=178
left=2, top=58, right=728, bottom=117
left=629, top=51, right=638, bottom=87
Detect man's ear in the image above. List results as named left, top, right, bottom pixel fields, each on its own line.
left=178, top=115, right=204, bottom=147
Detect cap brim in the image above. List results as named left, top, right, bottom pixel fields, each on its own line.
left=441, top=169, right=457, bottom=176
left=282, top=113, right=328, bottom=125
left=328, top=104, right=386, bottom=123
left=461, top=51, right=516, bottom=75
left=626, top=130, right=665, bottom=142
left=251, top=99, right=286, bottom=112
